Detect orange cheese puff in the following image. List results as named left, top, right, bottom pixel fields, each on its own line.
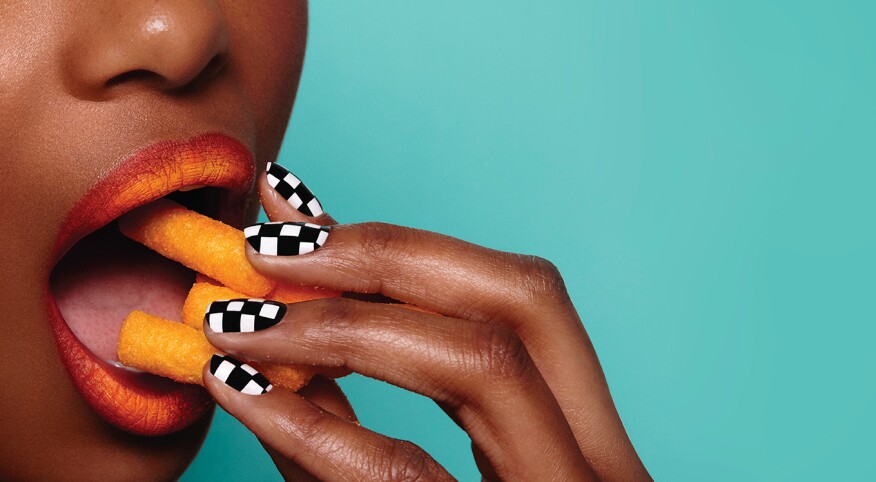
left=118, top=199, right=276, bottom=297
left=182, top=282, right=248, bottom=329
left=268, top=282, right=341, bottom=304
left=255, top=363, right=318, bottom=392
left=195, top=273, right=222, bottom=286
left=118, top=311, right=215, bottom=385
left=118, top=311, right=315, bottom=391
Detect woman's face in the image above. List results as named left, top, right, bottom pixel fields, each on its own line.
left=0, top=1, right=308, bottom=479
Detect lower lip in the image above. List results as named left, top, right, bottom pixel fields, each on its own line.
left=46, top=287, right=213, bottom=436
left=45, top=133, right=254, bottom=436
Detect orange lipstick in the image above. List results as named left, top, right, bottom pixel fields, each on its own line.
left=47, top=133, right=255, bottom=436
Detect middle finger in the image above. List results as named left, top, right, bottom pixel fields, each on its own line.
left=244, top=221, right=574, bottom=326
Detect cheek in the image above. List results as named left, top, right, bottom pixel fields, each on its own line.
left=0, top=7, right=102, bottom=465
left=222, top=0, right=308, bottom=161
left=0, top=2, right=133, bottom=282
left=0, top=6, right=70, bottom=279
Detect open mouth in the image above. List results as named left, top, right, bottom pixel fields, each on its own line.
left=52, top=188, right=223, bottom=364
left=46, top=134, right=256, bottom=436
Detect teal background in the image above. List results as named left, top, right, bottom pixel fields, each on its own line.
left=185, top=1, right=875, bottom=480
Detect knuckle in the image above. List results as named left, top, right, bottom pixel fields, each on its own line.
left=515, top=254, right=569, bottom=304
left=358, top=222, right=408, bottom=260
left=267, top=406, right=333, bottom=448
left=376, top=439, right=436, bottom=482
left=471, top=324, right=533, bottom=382
left=312, top=298, right=357, bottom=332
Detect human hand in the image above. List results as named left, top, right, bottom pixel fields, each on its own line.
left=201, top=163, right=650, bottom=481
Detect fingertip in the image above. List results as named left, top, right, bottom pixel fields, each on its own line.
left=259, top=175, right=299, bottom=221
left=201, top=325, right=250, bottom=358
left=204, top=354, right=274, bottom=397
left=258, top=162, right=334, bottom=225
left=241, top=242, right=277, bottom=272
left=242, top=241, right=263, bottom=268
left=201, top=359, right=280, bottom=435
left=202, top=359, right=236, bottom=408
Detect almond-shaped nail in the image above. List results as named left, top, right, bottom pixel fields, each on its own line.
left=244, top=222, right=330, bottom=256
left=209, top=354, right=273, bottom=395
left=266, top=162, right=324, bottom=217
left=206, top=299, right=287, bottom=333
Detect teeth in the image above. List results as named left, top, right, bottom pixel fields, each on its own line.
left=178, top=185, right=206, bottom=192
left=106, top=360, right=145, bottom=373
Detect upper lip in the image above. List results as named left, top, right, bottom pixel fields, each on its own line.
left=52, top=132, right=256, bottom=267
left=46, top=132, right=257, bottom=436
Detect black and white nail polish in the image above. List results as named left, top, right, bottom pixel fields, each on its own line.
left=206, top=299, right=286, bottom=333
left=244, top=222, right=330, bottom=256
left=209, top=354, right=273, bottom=395
left=266, top=162, right=324, bottom=217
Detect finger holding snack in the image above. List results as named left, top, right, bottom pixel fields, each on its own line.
left=115, top=201, right=344, bottom=391
left=0, top=3, right=654, bottom=480
left=106, top=165, right=647, bottom=480
left=197, top=167, right=651, bottom=481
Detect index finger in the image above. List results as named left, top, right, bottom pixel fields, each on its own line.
left=243, top=221, right=572, bottom=325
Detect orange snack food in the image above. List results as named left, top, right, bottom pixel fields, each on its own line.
left=118, top=311, right=316, bottom=391
left=268, top=282, right=341, bottom=304
left=118, top=311, right=214, bottom=385
left=182, top=282, right=249, bottom=330
left=118, top=199, right=276, bottom=297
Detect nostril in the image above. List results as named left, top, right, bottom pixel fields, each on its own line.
left=178, top=53, right=226, bottom=93
left=103, top=53, right=226, bottom=95
left=204, top=54, right=226, bottom=80
left=65, top=2, right=231, bottom=99
left=105, top=69, right=165, bottom=90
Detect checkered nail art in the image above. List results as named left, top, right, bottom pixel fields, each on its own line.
left=209, top=354, right=273, bottom=395
left=244, top=222, right=330, bottom=256
left=206, top=299, right=287, bottom=333
left=266, top=162, right=324, bottom=217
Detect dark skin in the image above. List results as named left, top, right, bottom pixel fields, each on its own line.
left=1, top=1, right=649, bottom=480
left=199, top=183, right=651, bottom=481
left=1, top=1, right=306, bottom=480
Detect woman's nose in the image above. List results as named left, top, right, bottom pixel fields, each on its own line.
left=65, top=1, right=229, bottom=97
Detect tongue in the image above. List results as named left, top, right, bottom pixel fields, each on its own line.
left=51, top=224, right=194, bottom=361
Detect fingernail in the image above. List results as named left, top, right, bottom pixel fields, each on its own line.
left=206, top=299, right=287, bottom=333
left=209, top=354, right=273, bottom=395
left=244, top=222, right=330, bottom=256
left=265, top=162, right=324, bottom=217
